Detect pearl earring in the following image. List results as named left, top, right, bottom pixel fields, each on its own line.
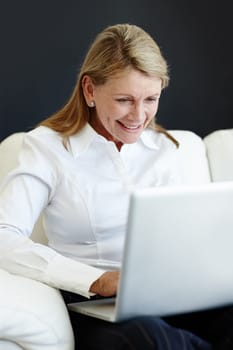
left=89, top=101, right=95, bottom=107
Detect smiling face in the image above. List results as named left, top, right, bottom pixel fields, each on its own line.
left=82, top=68, right=162, bottom=150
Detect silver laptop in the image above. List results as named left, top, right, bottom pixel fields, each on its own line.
left=68, top=181, right=233, bottom=322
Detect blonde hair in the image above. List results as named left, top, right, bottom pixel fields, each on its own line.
left=40, top=23, right=178, bottom=146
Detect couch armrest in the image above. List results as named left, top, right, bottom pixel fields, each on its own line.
left=0, top=340, right=23, bottom=350
left=0, top=269, right=74, bottom=350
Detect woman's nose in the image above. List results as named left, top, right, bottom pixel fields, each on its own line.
left=129, top=103, right=145, bottom=121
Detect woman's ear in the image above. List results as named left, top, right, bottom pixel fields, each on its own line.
left=82, top=75, right=95, bottom=106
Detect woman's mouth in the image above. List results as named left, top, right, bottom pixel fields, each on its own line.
left=117, top=121, right=143, bottom=131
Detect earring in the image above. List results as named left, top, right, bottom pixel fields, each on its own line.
left=89, top=101, right=95, bottom=107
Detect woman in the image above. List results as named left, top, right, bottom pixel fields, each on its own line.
left=0, top=23, right=222, bottom=349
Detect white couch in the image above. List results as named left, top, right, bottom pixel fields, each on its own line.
left=0, top=128, right=233, bottom=350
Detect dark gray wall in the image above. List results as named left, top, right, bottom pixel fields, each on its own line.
left=0, top=0, right=232, bottom=141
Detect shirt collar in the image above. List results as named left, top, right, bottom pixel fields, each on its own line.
left=68, top=123, right=97, bottom=157
left=140, top=129, right=160, bottom=150
left=68, top=124, right=160, bottom=157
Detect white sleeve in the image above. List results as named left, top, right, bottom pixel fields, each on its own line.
left=0, top=134, right=104, bottom=298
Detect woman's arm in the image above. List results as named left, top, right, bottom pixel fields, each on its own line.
left=0, top=132, right=105, bottom=298
left=0, top=176, right=105, bottom=298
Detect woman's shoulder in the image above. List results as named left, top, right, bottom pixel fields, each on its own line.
left=23, top=126, right=65, bottom=151
left=20, top=126, right=67, bottom=164
left=3, top=127, right=62, bottom=189
left=27, top=126, right=62, bottom=142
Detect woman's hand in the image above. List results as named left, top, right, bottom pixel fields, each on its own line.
left=89, top=271, right=120, bottom=297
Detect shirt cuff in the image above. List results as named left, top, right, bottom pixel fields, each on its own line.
left=45, top=254, right=105, bottom=298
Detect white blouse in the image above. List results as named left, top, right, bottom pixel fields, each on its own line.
left=0, top=124, right=180, bottom=297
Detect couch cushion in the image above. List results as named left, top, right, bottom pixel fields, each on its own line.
left=204, top=129, right=233, bottom=181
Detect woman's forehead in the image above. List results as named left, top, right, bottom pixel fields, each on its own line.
left=100, top=69, right=162, bottom=94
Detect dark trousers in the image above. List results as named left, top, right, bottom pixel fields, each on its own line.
left=61, top=291, right=233, bottom=350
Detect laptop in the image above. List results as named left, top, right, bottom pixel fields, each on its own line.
left=68, top=181, right=233, bottom=322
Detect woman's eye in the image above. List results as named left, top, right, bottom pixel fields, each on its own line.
left=146, top=97, right=158, bottom=103
left=117, top=98, right=129, bottom=102
left=116, top=98, right=132, bottom=103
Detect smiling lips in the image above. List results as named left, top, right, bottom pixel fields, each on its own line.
left=117, top=121, right=143, bottom=131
